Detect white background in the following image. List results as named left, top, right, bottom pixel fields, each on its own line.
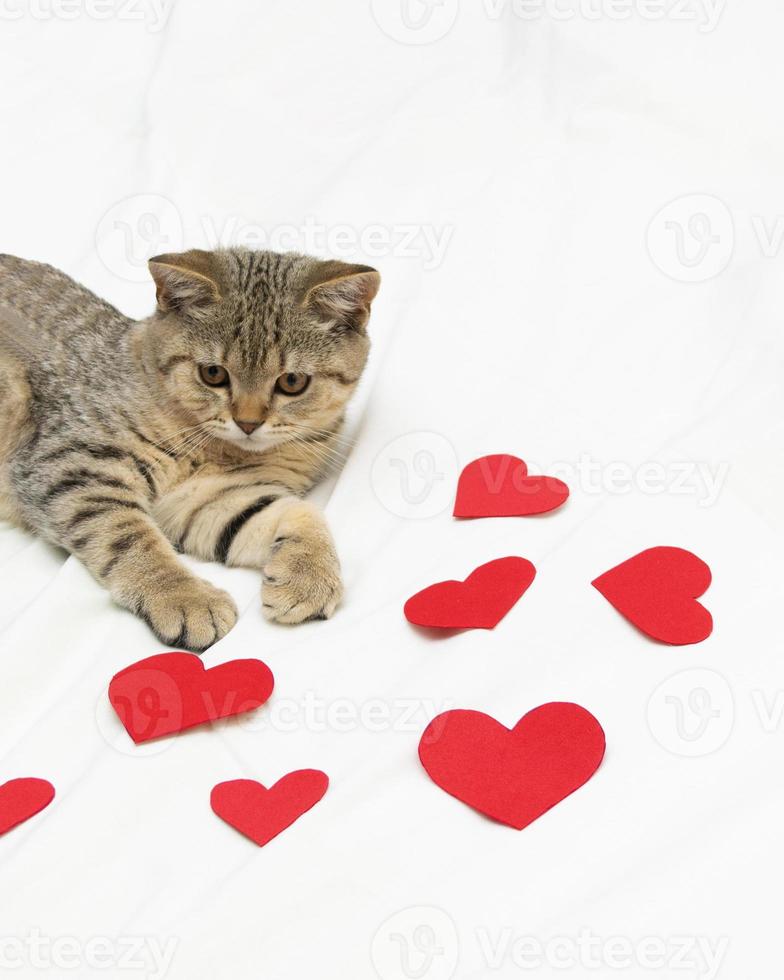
left=1, top=1, right=783, bottom=978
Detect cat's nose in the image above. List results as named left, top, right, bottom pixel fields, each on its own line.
left=234, top=418, right=263, bottom=435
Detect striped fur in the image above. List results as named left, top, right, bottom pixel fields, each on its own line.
left=0, top=249, right=379, bottom=651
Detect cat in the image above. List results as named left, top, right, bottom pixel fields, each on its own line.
left=0, top=248, right=380, bottom=651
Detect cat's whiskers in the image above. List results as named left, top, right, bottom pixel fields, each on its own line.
left=138, top=419, right=219, bottom=480
left=301, top=426, right=357, bottom=450
left=164, top=425, right=214, bottom=454
left=166, top=428, right=219, bottom=466
left=289, top=444, right=333, bottom=475
left=281, top=432, right=349, bottom=467
left=279, top=419, right=357, bottom=451
left=288, top=437, right=346, bottom=474
left=156, top=417, right=216, bottom=449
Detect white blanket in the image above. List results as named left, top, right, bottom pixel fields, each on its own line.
left=1, top=1, right=782, bottom=977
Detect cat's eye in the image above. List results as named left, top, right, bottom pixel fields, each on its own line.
left=276, top=372, right=311, bottom=396
left=199, top=364, right=230, bottom=387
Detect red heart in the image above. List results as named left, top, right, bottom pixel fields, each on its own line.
left=454, top=454, right=569, bottom=518
left=211, top=771, right=329, bottom=847
left=404, top=557, right=536, bottom=630
left=419, top=703, right=605, bottom=829
left=0, top=778, right=55, bottom=836
left=109, top=652, right=274, bottom=744
left=592, top=546, right=712, bottom=645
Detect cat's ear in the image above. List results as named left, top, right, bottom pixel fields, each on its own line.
left=148, top=250, right=221, bottom=314
left=301, top=260, right=381, bottom=332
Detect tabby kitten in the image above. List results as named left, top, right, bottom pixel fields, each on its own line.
left=0, top=248, right=380, bottom=651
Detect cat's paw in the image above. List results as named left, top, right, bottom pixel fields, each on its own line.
left=139, top=576, right=238, bottom=652
left=261, top=525, right=343, bottom=625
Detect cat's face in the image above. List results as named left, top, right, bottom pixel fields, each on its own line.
left=144, top=249, right=379, bottom=454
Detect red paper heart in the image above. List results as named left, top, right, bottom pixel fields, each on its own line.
left=211, top=771, right=329, bottom=847
left=419, top=703, right=605, bottom=829
left=454, top=454, right=569, bottom=518
left=592, top=546, right=712, bottom=645
left=109, top=652, right=274, bottom=744
left=404, top=556, right=536, bottom=630
left=0, top=778, right=55, bottom=836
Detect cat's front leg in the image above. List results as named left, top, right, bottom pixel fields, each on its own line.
left=48, top=493, right=237, bottom=650
left=155, top=478, right=343, bottom=623
left=258, top=500, right=343, bottom=624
